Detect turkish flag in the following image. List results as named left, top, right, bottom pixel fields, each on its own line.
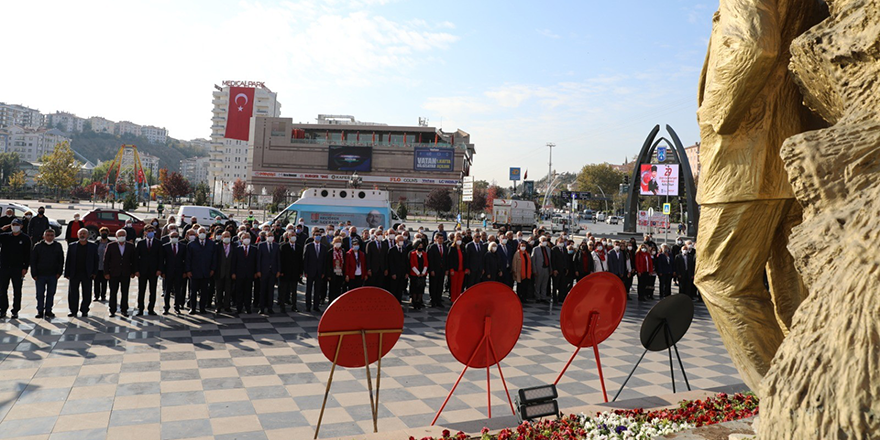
left=225, top=87, right=255, bottom=141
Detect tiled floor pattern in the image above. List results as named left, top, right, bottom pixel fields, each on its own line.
left=0, top=280, right=743, bottom=439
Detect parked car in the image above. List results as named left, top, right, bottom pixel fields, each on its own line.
left=176, top=206, right=237, bottom=229
left=81, top=208, right=146, bottom=240
left=605, top=215, right=620, bottom=225
left=0, top=202, right=62, bottom=236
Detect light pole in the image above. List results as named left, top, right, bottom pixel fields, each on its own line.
left=454, top=180, right=463, bottom=225
left=594, top=184, right=609, bottom=213
left=246, top=184, right=254, bottom=211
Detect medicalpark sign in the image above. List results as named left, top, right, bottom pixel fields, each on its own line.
left=252, top=171, right=459, bottom=186
left=222, top=80, right=267, bottom=88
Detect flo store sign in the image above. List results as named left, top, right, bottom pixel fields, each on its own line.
left=252, top=171, right=459, bottom=186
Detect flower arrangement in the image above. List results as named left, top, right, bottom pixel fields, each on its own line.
left=408, top=392, right=758, bottom=440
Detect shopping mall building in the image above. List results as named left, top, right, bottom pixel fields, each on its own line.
left=246, top=115, right=475, bottom=206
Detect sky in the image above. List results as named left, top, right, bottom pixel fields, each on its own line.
left=1, top=0, right=714, bottom=184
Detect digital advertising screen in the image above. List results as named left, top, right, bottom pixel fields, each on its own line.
left=413, top=148, right=454, bottom=172
left=328, top=146, right=372, bottom=172
left=639, top=164, right=679, bottom=196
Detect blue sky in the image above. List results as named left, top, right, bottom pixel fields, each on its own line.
left=1, top=0, right=714, bottom=183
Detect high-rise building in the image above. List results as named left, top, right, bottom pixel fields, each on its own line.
left=209, top=83, right=281, bottom=204
left=139, top=152, right=161, bottom=179
left=88, top=116, right=116, bottom=134
left=180, top=156, right=210, bottom=185
left=684, top=142, right=700, bottom=178
left=5, top=126, right=71, bottom=162
left=0, top=103, right=43, bottom=129
left=47, top=111, right=86, bottom=133
left=141, top=125, right=168, bottom=144
left=115, top=121, right=141, bottom=137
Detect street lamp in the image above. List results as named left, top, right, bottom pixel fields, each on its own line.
left=454, top=180, right=463, bottom=220
left=349, top=171, right=362, bottom=189
left=246, top=184, right=254, bottom=210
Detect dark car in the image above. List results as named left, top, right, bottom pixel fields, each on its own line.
left=82, top=209, right=146, bottom=240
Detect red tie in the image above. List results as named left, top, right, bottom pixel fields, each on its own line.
left=245, top=247, right=248, bottom=257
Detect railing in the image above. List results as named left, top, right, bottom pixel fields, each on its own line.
left=276, top=137, right=464, bottom=150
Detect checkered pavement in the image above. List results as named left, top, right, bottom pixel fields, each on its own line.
left=0, top=279, right=743, bottom=439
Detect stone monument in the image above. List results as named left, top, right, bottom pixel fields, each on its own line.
left=760, top=0, right=880, bottom=438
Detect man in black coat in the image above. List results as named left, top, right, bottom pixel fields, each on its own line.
left=214, top=230, right=236, bottom=314
left=366, top=232, right=389, bottom=288
left=550, top=238, right=573, bottom=304
left=674, top=245, right=696, bottom=299
left=0, top=208, right=15, bottom=230
left=279, top=232, right=302, bottom=312
left=232, top=233, right=258, bottom=314
left=104, top=229, right=136, bottom=317
left=426, top=234, right=447, bottom=308
left=464, top=233, right=486, bottom=289
left=161, top=231, right=187, bottom=314
left=31, top=228, right=64, bottom=319
left=135, top=225, right=163, bottom=316
left=27, top=207, right=50, bottom=238
left=302, top=229, right=328, bottom=312
left=386, top=235, right=409, bottom=303
left=256, top=232, right=281, bottom=314
left=0, top=219, right=31, bottom=319
left=64, top=229, right=99, bottom=317
left=185, top=227, right=215, bottom=314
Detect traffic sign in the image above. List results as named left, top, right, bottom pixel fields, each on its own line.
left=462, top=178, right=474, bottom=202
left=662, top=203, right=671, bottom=215
left=509, top=167, right=521, bottom=181
left=658, top=145, right=667, bottom=162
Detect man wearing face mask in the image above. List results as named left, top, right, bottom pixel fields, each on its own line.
left=213, top=231, right=236, bottom=315
left=550, top=238, right=572, bottom=304
left=231, top=232, right=258, bottom=314
left=134, top=225, right=162, bottom=316
left=387, top=235, right=409, bottom=303
left=464, top=232, right=487, bottom=289
left=27, top=207, right=50, bottom=238
left=426, top=234, right=447, bottom=308
left=381, top=230, right=398, bottom=292
left=303, top=229, right=328, bottom=312
left=0, top=208, right=16, bottom=230
left=279, top=231, right=303, bottom=313
left=104, top=229, right=136, bottom=317
left=64, top=229, right=99, bottom=318
left=365, top=228, right=388, bottom=289
left=161, top=231, right=186, bottom=315
left=255, top=231, right=281, bottom=314
left=30, top=229, right=64, bottom=319
left=656, top=244, right=674, bottom=298
left=530, top=236, right=552, bottom=303
left=65, top=213, right=86, bottom=244
left=182, top=216, right=199, bottom=234
left=185, top=227, right=215, bottom=314
left=0, top=219, right=31, bottom=319
left=675, top=243, right=697, bottom=300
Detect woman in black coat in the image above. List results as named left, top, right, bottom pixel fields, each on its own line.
left=481, top=242, right=502, bottom=282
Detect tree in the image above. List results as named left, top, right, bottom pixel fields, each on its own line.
left=37, top=141, right=80, bottom=196
left=86, top=181, right=109, bottom=200
left=162, top=171, right=192, bottom=203
left=70, top=186, right=91, bottom=200
left=396, top=202, right=408, bottom=220
left=232, top=178, right=246, bottom=203
left=0, top=152, right=20, bottom=185
left=271, top=185, right=288, bottom=206
left=486, top=185, right=506, bottom=212
left=91, top=160, right=113, bottom=182
left=8, top=170, right=26, bottom=197
left=425, top=188, right=453, bottom=218
left=193, top=182, right=210, bottom=206
left=575, top=164, right=625, bottom=211
left=123, top=190, right=138, bottom=211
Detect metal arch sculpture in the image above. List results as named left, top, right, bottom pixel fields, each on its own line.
left=623, top=125, right=699, bottom=237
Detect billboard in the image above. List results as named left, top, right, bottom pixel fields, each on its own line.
left=637, top=210, right=670, bottom=233
left=301, top=209, right=386, bottom=230
left=328, top=146, right=372, bottom=172
left=509, top=167, right=521, bottom=181
left=414, top=148, right=454, bottom=172
left=639, top=164, right=679, bottom=196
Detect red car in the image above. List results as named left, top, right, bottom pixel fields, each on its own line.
left=82, top=208, right=146, bottom=240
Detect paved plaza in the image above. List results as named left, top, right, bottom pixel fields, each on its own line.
left=0, top=279, right=742, bottom=439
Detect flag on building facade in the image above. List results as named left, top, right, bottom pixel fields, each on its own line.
left=224, top=87, right=255, bottom=141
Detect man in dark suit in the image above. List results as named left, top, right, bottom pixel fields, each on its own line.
left=366, top=231, right=388, bottom=288
left=161, top=231, right=186, bottom=314
left=232, top=232, right=258, bottom=314
left=464, top=234, right=486, bottom=289
left=426, top=234, right=447, bottom=308
left=214, top=230, right=236, bottom=314
left=104, top=229, right=136, bottom=317
left=185, top=227, right=215, bottom=314
left=303, top=229, right=328, bottom=312
left=386, top=235, right=409, bottom=303
left=0, top=219, right=31, bottom=320
left=674, top=245, right=696, bottom=299
left=499, top=233, right=516, bottom=287
left=279, top=231, right=302, bottom=312
left=64, top=229, right=99, bottom=318
left=135, top=225, right=162, bottom=316
left=550, top=240, right=573, bottom=304
left=607, top=241, right=625, bottom=278
left=256, top=232, right=281, bottom=314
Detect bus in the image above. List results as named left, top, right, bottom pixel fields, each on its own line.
left=269, top=188, right=401, bottom=231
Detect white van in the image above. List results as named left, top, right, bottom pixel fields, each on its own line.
left=270, top=188, right=400, bottom=231
left=176, top=206, right=238, bottom=228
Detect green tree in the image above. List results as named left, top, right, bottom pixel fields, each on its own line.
left=575, top=164, right=625, bottom=211
left=0, top=152, right=20, bottom=185
left=123, top=190, right=138, bottom=211
left=194, top=182, right=210, bottom=206
left=8, top=170, right=26, bottom=197
left=396, top=202, right=408, bottom=220
left=37, top=141, right=80, bottom=196
left=91, top=160, right=113, bottom=183
left=425, top=188, right=453, bottom=218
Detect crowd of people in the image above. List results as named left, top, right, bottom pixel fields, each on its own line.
left=0, top=206, right=699, bottom=321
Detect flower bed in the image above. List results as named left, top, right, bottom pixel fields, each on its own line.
left=411, top=392, right=758, bottom=440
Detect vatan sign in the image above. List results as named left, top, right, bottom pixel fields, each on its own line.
left=637, top=210, right=670, bottom=233
left=509, top=167, right=521, bottom=181
left=414, top=148, right=454, bottom=172
left=639, top=164, right=680, bottom=196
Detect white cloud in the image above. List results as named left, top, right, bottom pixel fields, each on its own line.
left=536, top=28, right=561, bottom=39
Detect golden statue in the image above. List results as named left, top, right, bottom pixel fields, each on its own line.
left=694, top=0, right=827, bottom=391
